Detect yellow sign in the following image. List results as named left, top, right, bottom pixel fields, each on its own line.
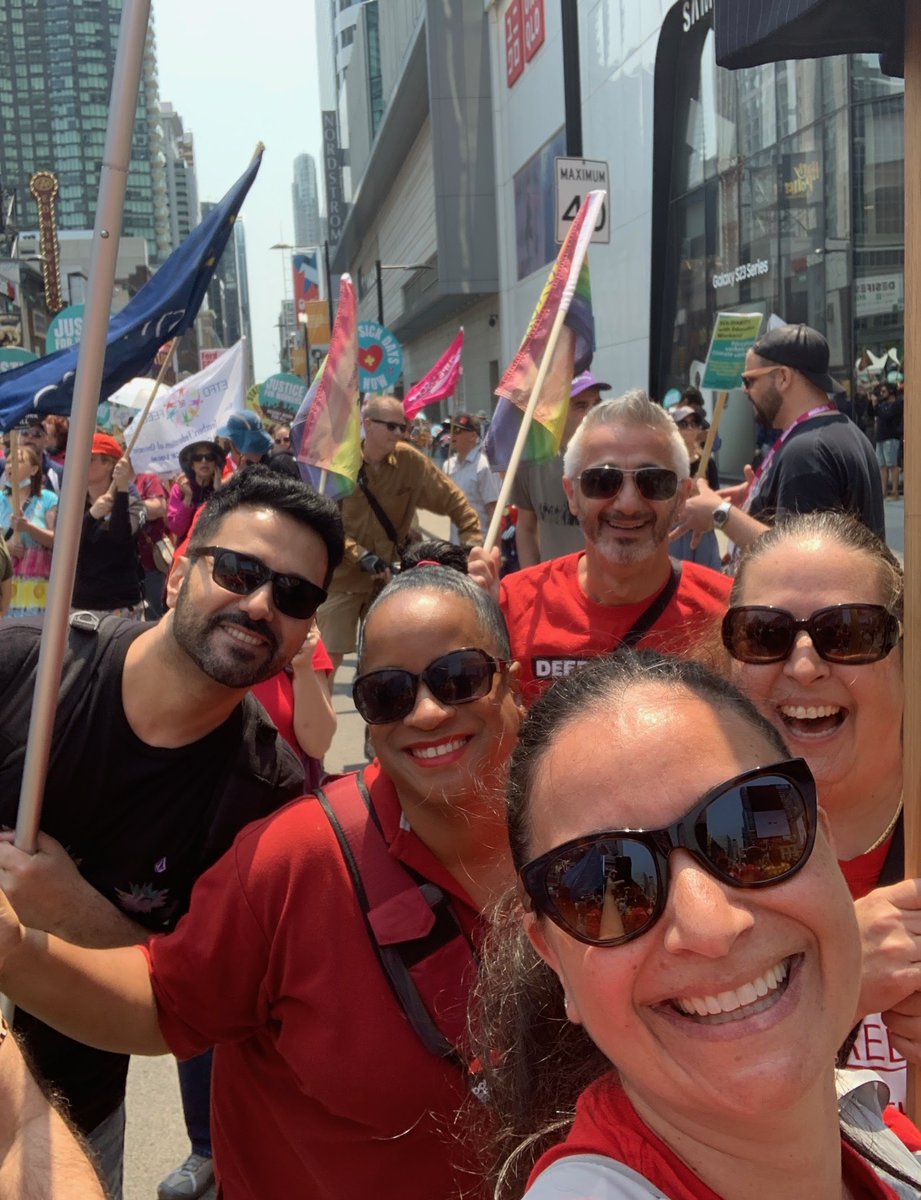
left=306, top=299, right=331, bottom=347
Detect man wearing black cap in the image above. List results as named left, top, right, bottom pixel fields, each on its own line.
left=680, top=323, right=884, bottom=548
left=0, top=414, right=63, bottom=494
left=444, top=413, right=501, bottom=542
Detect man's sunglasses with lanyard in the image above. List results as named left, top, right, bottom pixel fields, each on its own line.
left=190, top=546, right=327, bottom=620
left=352, top=648, right=509, bottom=724
left=519, top=758, right=817, bottom=947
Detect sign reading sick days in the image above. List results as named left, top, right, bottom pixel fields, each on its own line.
left=701, top=311, right=764, bottom=390
left=358, top=321, right=403, bottom=392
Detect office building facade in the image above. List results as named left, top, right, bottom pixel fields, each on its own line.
left=0, top=0, right=170, bottom=261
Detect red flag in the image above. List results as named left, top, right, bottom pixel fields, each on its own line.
left=403, top=329, right=464, bottom=420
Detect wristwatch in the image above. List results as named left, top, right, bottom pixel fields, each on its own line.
left=712, top=500, right=733, bottom=530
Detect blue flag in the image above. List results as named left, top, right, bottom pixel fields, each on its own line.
left=0, top=148, right=263, bottom=432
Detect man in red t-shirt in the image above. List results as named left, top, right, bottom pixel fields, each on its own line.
left=470, top=390, right=731, bottom=704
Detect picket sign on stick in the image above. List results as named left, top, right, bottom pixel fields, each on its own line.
left=695, top=392, right=729, bottom=482
left=105, top=341, right=177, bottom=499
left=483, top=301, right=570, bottom=554
left=123, top=341, right=177, bottom=458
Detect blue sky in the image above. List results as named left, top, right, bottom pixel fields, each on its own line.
left=152, top=0, right=324, bottom=381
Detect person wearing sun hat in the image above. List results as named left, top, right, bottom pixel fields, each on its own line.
left=510, top=370, right=610, bottom=566
left=72, top=432, right=147, bottom=616
left=167, top=439, right=227, bottom=540
left=217, top=410, right=274, bottom=469
left=677, top=322, right=884, bottom=553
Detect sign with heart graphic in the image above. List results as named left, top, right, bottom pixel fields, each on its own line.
left=358, top=321, right=403, bottom=392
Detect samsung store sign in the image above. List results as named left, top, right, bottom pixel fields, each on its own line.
left=712, top=259, right=771, bottom=289
left=682, top=0, right=713, bottom=33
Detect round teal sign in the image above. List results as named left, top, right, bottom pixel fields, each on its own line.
left=358, top=321, right=403, bottom=392
left=260, top=372, right=308, bottom=424
left=0, top=347, right=39, bottom=374
left=46, top=304, right=85, bottom=352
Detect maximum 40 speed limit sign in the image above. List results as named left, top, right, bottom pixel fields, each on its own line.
left=555, top=158, right=610, bottom=244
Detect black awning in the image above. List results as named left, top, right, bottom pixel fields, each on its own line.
left=714, top=0, right=905, bottom=76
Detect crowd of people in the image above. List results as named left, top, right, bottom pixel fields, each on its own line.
left=1, top=321, right=919, bottom=1200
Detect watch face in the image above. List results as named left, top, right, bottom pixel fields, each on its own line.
left=713, top=504, right=730, bottom=528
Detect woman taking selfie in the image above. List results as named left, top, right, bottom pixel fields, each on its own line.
left=475, top=652, right=921, bottom=1199
left=721, top=512, right=913, bottom=1106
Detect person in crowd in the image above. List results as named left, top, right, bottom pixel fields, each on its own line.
left=473, top=650, right=921, bottom=1199
left=444, top=412, right=502, bottom=543
left=1, top=443, right=57, bottom=617
left=678, top=323, right=885, bottom=552
left=43, top=413, right=70, bottom=469
left=511, top=371, right=609, bottom=566
left=669, top=404, right=722, bottom=571
left=719, top=511, right=915, bottom=1110
left=217, top=410, right=274, bottom=469
left=135, top=468, right=170, bottom=619
left=166, top=439, right=226, bottom=541
left=317, top=392, right=482, bottom=679
left=0, top=467, right=343, bottom=1199
left=470, top=390, right=730, bottom=704
left=1, top=1013, right=106, bottom=1198
left=871, top=382, right=904, bottom=500
left=73, top=433, right=146, bottom=617
left=0, top=413, right=64, bottom=493
left=270, top=423, right=292, bottom=451
left=399, top=536, right=469, bottom=573
left=0, top=568, right=521, bottom=1200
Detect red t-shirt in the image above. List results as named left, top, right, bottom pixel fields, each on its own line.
left=840, top=837, right=909, bottom=1114
left=529, top=1076, right=900, bottom=1199
left=500, top=553, right=731, bottom=703
left=250, top=643, right=333, bottom=757
left=142, top=763, right=485, bottom=1200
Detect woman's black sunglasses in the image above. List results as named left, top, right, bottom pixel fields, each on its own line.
left=519, top=758, right=816, bottom=947
left=722, top=604, right=901, bottom=666
left=190, top=546, right=327, bottom=620
left=353, top=647, right=509, bottom=725
left=576, top=465, right=679, bottom=501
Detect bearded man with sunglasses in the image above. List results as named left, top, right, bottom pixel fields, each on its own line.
left=317, top=393, right=482, bottom=679
left=677, top=323, right=884, bottom=551
left=0, top=466, right=343, bottom=1199
left=470, top=391, right=731, bottom=704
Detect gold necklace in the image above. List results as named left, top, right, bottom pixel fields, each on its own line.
left=863, top=797, right=903, bottom=855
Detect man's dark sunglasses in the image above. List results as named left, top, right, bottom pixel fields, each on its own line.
left=368, top=417, right=408, bottom=434
left=520, top=759, right=816, bottom=947
left=190, top=546, right=327, bottom=620
left=353, top=647, right=509, bottom=725
left=722, top=604, right=901, bottom=666
left=576, top=465, right=679, bottom=501
left=190, top=453, right=217, bottom=463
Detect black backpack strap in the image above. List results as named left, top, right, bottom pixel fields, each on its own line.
left=619, top=559, right=683, bottom=649
left=315, top=770, right=474, bottom=1065
left=357, top=467, right=402, bottom=553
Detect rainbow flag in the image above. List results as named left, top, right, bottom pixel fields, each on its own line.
left=292, top=274, right=362, bottom=500
left=484, top=190, right=603, bottom=472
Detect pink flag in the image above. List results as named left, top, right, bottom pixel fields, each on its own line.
left=403, top=328, right=464, bottom=420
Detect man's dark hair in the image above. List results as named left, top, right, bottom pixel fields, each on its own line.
left=188, top=465, right=344, bottom=586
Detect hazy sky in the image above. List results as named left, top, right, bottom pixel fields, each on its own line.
left=152, top=0, right=324, bottom=381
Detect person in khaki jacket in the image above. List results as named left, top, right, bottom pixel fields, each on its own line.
left=318, top=394, right=482, bottom=677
